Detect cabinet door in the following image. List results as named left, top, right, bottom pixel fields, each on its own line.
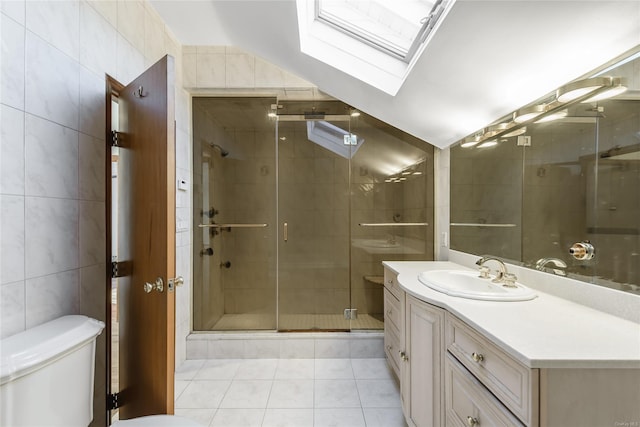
left=402, top=295, right=445, bottom=427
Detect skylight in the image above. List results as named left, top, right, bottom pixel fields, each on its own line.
left=297, top=0, right=455, bottom=95
left=306, top=120, right=364, bottom=159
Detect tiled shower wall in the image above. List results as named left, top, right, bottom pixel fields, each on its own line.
left=0, top=1, right=192, bottom=425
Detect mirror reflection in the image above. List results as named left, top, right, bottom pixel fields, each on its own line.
left=451, top=47, right=640, bottom=293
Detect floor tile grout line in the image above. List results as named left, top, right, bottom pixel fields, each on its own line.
left=174, top=358, right=400, bottom=425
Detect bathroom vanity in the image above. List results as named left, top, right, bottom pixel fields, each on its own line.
left=383, top=261, right=640, bottom=427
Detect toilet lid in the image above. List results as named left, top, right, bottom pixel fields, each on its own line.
left=112, top=415, right=203, bottom=427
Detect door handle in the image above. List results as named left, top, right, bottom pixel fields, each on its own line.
left=143, top=277, right=164, bottom=293
left=283, top=222, right=288, bottom=242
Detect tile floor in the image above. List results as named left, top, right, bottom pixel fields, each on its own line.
left=174, top=358, right=407, bottom=427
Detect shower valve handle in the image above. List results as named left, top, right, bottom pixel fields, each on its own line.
left=200, top=247, right=214, bottom=256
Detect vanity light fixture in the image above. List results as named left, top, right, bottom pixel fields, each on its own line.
left=581, top=77, right=627, bottom=103
left=461, top=135, right=481, bottom=148
left=556, top=76, right=610, bottom=103
left=477, top=140, right=498, bottom=148
left=484, top=123, right=509, bottom=137
left=502, top=126, right=527, bottom=137
left=535, top=109, right=568, bottom=123
left=513, top=104, right=546, bottom=123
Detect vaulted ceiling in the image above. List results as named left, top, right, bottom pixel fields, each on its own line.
left=151, top=0, right=640, bottom=148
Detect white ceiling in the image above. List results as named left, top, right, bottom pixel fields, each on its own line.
left=151, top=0, right=640, bottom=148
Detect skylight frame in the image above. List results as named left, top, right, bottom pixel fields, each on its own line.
left=314, top=0, right=448, bottom=64
left=296, top=0, right=456, bottom=95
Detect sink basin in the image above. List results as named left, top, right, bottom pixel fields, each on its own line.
left=417, top=270, right=537, bottom=301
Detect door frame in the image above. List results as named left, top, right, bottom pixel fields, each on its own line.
left=105, top=74, right=124, bottom=425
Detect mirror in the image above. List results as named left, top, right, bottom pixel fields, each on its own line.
left=451, top=47, right=640, bottom=293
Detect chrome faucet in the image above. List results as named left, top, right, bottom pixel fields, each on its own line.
left=535, top=257, right=567, bottom=276
left=475, top=256, right=512, bottom=285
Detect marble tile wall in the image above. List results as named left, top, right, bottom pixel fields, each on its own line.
left=0, top=1, right=191, bottom=425
left=182, top=45, right=316, bottom=91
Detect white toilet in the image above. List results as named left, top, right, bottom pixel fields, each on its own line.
left=0, top=315, right=201, bottom=427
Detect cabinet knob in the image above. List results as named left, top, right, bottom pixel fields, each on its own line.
left=386, top=309, right=392, bottom=316
left=471, top=352, right=484, bottom=363
left=399, top=351, right=409, bottom=362
left=387, top=279, right=393, bottom=284
left=467, top=416, right=479, bottom=426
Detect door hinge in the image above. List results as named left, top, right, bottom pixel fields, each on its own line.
left=111, top=260, right=133, bottom=278
left=344, top=308, right=358, bottom=320
left=111, top=131, right=126, bottom=147
left=107, top=392, right=120, bottom=410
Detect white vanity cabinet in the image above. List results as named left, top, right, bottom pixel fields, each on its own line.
left=383, top=269, right=403, bottom=380
left=446, top=314, right=538, bottom=424
left=445, top=314, right=537, bottom=426
left=402, top=294, right=445, bottom=427
left=384, top=269, right=445, bottom=427
left=445, top=353, right=525, bottom=427
left=383, top=263, right=640, bottom=427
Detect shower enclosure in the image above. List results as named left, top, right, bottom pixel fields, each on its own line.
left=193, top=98, right=433, bottom=331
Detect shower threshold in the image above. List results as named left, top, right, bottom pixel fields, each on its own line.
left=209, top=313, right=384, bottom=331
left=187, top=326, right=384, bottom=359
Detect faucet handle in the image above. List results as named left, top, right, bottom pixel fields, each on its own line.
left=503, top=272, right=518, bottom=288
left=478, top=265, right=491, bottom=279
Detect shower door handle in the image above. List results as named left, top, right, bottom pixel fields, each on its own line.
left=283, top=222, right=288, bottom=242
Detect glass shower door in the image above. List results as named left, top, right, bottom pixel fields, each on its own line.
left=277, top=102, right=352, bottom=331
left=348, top=114, right=434, bottom=330
left=192, top=97, right=277, bottom=331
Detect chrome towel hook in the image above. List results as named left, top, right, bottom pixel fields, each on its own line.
left=133, top=86, right=146, bottom=98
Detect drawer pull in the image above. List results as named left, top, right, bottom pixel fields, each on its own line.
left=387, top=279, right=393, bottom=284
left=467, top=416, right=479, bottom=426
left=471, top=352, right=485, bottom=363
left=386, top=345, right=392, bottom=351
left=386, top=309, right=393, bottom=316
left=399, top=351, right=409, bottom=362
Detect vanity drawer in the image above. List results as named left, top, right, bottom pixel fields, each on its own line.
left=446, top=314, right=538, bottom=426
left=384, top=288, right=402, bottom=332
left=384, top=269, right=402, bottom=300
left=445, top=353, right=525, bottom=427
left=384, top=318, right=401, bottom=378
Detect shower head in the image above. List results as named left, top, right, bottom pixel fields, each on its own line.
left=209, top=142, right=229, bottom=158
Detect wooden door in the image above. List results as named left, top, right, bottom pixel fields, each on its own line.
left=117, top=55, right=176, bottom=418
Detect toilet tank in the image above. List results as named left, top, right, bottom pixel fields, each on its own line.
left=0, top=315, right=105, bottom=427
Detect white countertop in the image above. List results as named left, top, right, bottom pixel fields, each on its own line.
left=383, top=261, right=640, bottom=369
